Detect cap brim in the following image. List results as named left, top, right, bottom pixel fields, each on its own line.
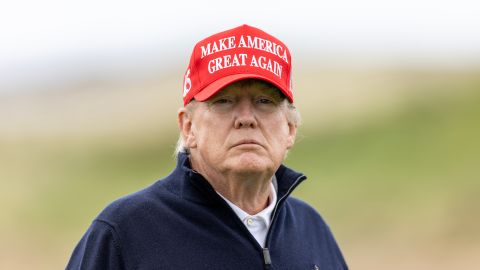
left=193, top=74, right=293, bottom=103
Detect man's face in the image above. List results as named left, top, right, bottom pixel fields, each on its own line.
left=180, top=80, right=297, bottom=178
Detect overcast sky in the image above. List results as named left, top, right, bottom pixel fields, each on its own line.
left=1, top=0, right=479, bottom=93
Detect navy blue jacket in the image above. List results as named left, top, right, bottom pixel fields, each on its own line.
left=67, top=153, right=348, bottom=269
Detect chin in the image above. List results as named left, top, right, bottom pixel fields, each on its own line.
left=228, top=153, right=275, bottom=175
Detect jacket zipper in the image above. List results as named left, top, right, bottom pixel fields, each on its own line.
left=191, top=169, right=306, bottom=269
left=262, top=174, right=306, bottom=269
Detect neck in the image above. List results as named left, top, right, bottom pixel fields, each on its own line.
left=190, top=157, right=273, bottom=215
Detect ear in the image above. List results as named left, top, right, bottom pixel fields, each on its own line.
left=286, top=122, right=297, bottom=149
left=178, top=108, right=197, bottom=148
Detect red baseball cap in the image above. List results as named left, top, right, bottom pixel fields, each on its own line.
left=182, top=24, right=293, bottom=106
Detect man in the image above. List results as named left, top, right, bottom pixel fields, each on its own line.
left=67, top=24, right=348, bottom=270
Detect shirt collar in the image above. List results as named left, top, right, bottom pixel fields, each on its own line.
left=217, top=180, right=277, bottom=227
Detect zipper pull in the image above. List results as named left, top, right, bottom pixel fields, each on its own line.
left=263, top=248, right=272, bottom=265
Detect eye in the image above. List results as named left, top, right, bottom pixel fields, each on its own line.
left=256, top=97, right=275, bottom=104
left=213, top=98, right=233, bottom=104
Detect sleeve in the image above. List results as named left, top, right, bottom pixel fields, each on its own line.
left=66, top=220, right=126, bottom=270
left=325, top=225, right=349, bottom=270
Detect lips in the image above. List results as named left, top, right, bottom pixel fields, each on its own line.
left=232, top=139, right=262, bottom=148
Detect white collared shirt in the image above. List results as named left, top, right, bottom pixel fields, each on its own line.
left=217, top=182, right=277, bottom=248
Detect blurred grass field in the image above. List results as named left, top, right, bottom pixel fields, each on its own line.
left=0, top=67, right=479, bottom=269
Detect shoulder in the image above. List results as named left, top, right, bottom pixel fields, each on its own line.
left=284, top=196, right=330, bottom=230
left=94, top=179, right=172, bottom=228
left=284, top=196, right=348, bottom=267
left=286, top=197, right=324, bottom=219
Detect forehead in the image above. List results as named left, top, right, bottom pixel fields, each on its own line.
left=212, top=79, right=284, bottom=98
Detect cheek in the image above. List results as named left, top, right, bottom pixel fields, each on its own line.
left=266, top=118, right=291, bottom=146
left=194, top=119, right=227, bottom=148
left=276, top=115, right=291, bottom=138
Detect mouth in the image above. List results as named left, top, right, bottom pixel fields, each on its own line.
left=232, top=139, right=262, bottom=148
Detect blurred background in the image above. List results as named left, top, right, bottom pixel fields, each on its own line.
left=1, top=1, right=479, bottom=269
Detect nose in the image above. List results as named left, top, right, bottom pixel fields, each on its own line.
left=234, top=99, right=258, bottom=129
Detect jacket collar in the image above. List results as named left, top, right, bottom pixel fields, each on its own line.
left=164, top=152, right=307, bottom=205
